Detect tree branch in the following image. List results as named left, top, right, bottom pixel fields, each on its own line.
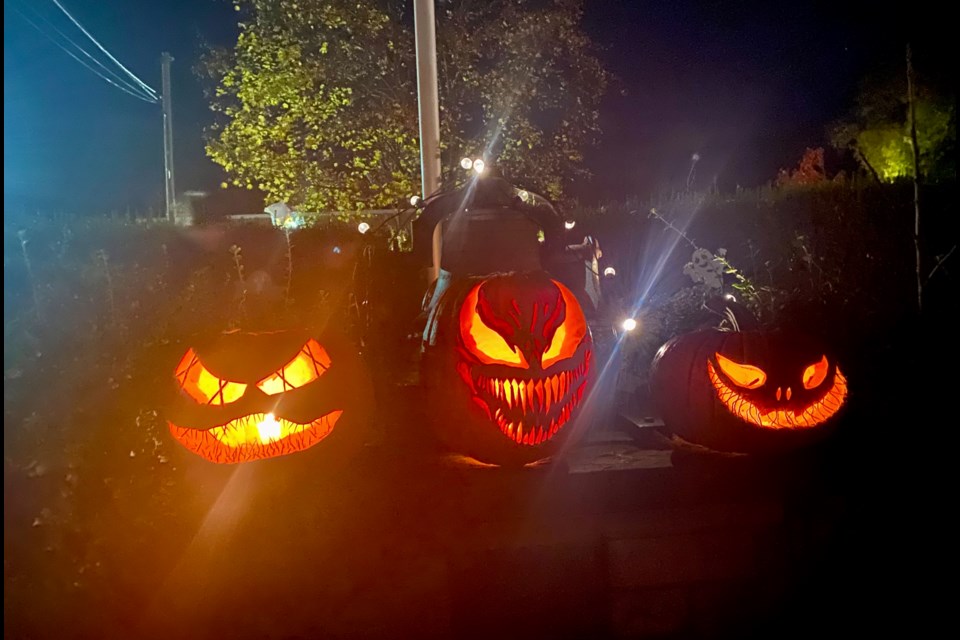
left=926, top=245, right=956, bottom=283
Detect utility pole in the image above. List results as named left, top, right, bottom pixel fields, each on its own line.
left=161, top=52, right=176, bottom=222
left=413, top=0, right=442, bottom=281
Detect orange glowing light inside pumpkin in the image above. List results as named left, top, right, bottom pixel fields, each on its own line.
left=541, top=280, right=587, bottom=369
left=169, top=410, right=343, bottom=464
left=707, top=361, right=848, bottom=429
left=714, top=352, right=767, bottom=389
left=175, top=349, right=247, bottom=405
left=802, top=355, right=829, bottom=390
left=257, top=413, right=282, bottom=443
left=257, top=339, right=332, bottom=395
left=460, top=284, right=528, bottom=367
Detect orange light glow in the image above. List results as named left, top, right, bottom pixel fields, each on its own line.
left=473, top=351, right=591, bottom=446
left=256, top=413, right=282, bottom=443
left=257, top=339, right=332, bottom=395
left=714, top=352, right=767, bottom=389
left=802, top=355, right=829, bottom=390
left=169, top=410, right=343, bottom=464
left=541, top=280, right=587, bottom=369
left=708, top=361, right=847, bottom=429
left=175, top=349, right=247, bottom=405
left=460, top=284, right=528, bottom=367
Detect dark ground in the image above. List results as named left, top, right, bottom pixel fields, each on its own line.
left=4, top=372, right=940, bottom=639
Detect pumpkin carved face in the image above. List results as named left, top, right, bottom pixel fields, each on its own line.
left=168, top=330, right=371, bottom=464
left=708, top=351, right=847, bottom=429
left=456, top=276, right=592, bottom=446
left=420, top=271, right=594, bottom=466
left=651, top=328, right=847, bottom=453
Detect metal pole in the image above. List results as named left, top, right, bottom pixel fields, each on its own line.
left=413, top=0, right=442, bottom=280
left=161, top=52, right=176, bottom=222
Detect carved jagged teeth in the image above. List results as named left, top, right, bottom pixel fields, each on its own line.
left=482, top=368, right=593, bottom=445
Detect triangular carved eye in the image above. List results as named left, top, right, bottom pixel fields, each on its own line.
left=257, top=339, right=332, bottom=395
left=714, top=352, right=767, bottom=389
left=460, top=284, right=528, bottom=368
left=802, top=355, right=829, bottom=390
left=175, top=349, right=247, bottom=405
left=541, top=280, right=587, bottom=369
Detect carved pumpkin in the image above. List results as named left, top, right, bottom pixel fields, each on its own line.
left=168, top=329, right=372, bottom=464
left=650, top=328, right=847, bottom=454
left=422, top=272, right=593, bottom=465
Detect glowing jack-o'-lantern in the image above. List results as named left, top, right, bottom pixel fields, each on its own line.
left=421, top=272, right=593, bottom=466
left=650, top=328, right=848, bottom=454
left=167, top=329, right=372, bottom=464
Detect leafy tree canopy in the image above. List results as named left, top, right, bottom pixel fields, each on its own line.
left=199, top=0, right=610, bottom=212
left=828, top=68, right=955, bottom=184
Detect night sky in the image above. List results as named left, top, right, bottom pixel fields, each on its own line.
left=3, top=0, right=950, bottom=214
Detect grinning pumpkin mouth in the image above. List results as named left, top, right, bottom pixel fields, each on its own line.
left=169, top=410, right=342, bottom=464
left=707, top=362, right=847, bottom=429
left=472, top=352, right=590, bottom=445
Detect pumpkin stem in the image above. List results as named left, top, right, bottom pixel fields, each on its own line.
left=703, top=296, right=759, bottom=332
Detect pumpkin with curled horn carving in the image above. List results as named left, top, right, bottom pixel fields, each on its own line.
left=421, top=272, right=594, bottom=466
left=650, top=324, right=848, bottom=455
left=167, top=328, right=372, bottom=464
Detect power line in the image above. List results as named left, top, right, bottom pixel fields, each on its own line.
left=9, top=4, right=158, bottom=104
left=10, top=1, right=158, bottom=103
left=49, top=0, right=159, bottom=101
